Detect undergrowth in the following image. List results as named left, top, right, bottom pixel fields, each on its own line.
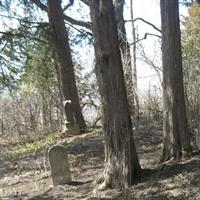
left=8, top=132, right=57, bottom=158
left=7, top=128, right=101, bottom=159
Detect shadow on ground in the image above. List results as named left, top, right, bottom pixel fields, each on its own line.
left=1, top=120, right=200, bottom=200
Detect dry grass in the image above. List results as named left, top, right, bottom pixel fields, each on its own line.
left=0, top=120, right=200, bottom=200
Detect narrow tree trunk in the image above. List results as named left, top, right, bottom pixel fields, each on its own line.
left=47, top=0, right=86, bottom=132
left=42, top=91, right=48, bottom=130
left=114, top=0, right=137, bottom=118
left=1, top=120, right=4, bottom=135
left=130, top=0, right=137, bottom=92
left=160, top=0, right=192, bottom=162
left=89, top=0, right=141, bottom=189
left=130, top=0, right=140, bottom=124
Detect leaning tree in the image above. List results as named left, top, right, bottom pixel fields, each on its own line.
left=30, top=0, right=87, bottom=133
left=89, top=0, right=141, bottom=189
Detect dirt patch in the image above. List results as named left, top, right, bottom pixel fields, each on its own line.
left=0, top=121, right=200, bottom=200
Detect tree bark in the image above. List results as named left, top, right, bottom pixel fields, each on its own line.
left=47, top=0, right=86, bottom=132
left=196, top=0, right=200, bottom=4
left=89, top=0, right=141, bottom=189
left=42, top=91, right=48, bottom=130
left=160, top=0, right=192, bottom=162
left=114, top=0, right=137, bottom=118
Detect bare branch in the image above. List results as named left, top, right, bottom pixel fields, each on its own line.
left=30, top=0, right=47, bottom=11
left=30, top=0, right=91, bottom=30
left=138, top=42, right=162, bottom=83
left=64, top=15, right=91, bottom=30
left=80, top=0, right=89, bottom=6
left=63, top=0, right=74, bottom=11
left=129, top=33, right=161, bottom=45
left=126, top=17, right=161, bottom=33
left=91, top=116, right=102, bottom=128
left=65, top=22, right=93, bottom=42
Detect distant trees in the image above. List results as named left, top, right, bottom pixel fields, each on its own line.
left=0, top=0, right=88, bottom=136
left=182, top=3, right=200, bottom=135
left=160, top=0, right=192, bottom=162
left=89, top=0, right=141, bottom=189
left=1, top=0, right=200, bottom=189
left=0, top=7, right=61, bottom=138
left=182, top=0, right=200, bottom=6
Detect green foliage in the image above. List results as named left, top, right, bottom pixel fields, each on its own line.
left=92, top=128, right=103, bottom=135
left=25, top=141, right=39, bottom=154
left=182, top=4, right=200, bottom=132
left=0, top=17, right=53, bottom=94
left=8, top=131, right=57, bottom=158
left=43, top=132, right=56, bottom=146
left=21, top=37, right=57, bottom=92
left=0, top=0, right=53, bottom=94
left=9, top=141, right=39, bottom=158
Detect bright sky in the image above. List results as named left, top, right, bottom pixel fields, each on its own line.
left=0, top=0, right=188, bottom=94
left=124, top=0, right=188, bottom=93
left=66, top=0, right=163, bottom=93
left=124, top=0, right=162, bottom=92
left=68, top=0, right=164, bottom=93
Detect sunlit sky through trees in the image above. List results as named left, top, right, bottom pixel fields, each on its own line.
left=0, top=0, right=188, bottom=94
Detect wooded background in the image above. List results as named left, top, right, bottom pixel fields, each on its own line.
left=0, top=0, right=199, bottom=189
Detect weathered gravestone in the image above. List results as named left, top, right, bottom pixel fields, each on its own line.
left=62, top=100, right=80, bottom=135
left=48, top=144, right=72, bottom=186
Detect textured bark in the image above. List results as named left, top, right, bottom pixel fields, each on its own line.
left=160, top=0, right=192, bottom=162
left=89, top=0, right=141, bottom=189
left=196, top=0, right=200, bottom=4
left=114, top=0, right=136, bottom=117
left=42, top=91, right=48, bottom=129
left=47, top=0, right=86, bottom=132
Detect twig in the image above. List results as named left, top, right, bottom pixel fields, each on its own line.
left=129, top=33, right=161, bottom=46
left=126, top=17, right=161, bottom=33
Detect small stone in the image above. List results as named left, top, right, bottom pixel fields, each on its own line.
left=48, top=144, right=71, bottom=186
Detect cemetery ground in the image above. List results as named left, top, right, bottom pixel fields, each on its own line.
left=0, top=120, right=200, bottom=200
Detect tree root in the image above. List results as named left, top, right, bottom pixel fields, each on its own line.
left=94, top=173, right=111, bottom=191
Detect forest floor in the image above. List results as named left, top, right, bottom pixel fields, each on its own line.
left=0, top=120, right=200, bottom=200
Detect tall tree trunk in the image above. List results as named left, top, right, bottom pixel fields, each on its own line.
left=89, top=0, right=141, bottom=189
left=114, top=0, right=137, bottom=118
left=160, top=0, right=192, bottom=162
left=47, top=0, right=86, bottom=132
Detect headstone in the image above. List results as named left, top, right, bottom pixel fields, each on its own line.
left=65, top=120, right=80, bottom=135
left=63, top=99, right=80, bottom=135
left=48, top=144, right=72, bottom=186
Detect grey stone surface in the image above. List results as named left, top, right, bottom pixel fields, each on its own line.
left=48, top=144, right=72, bottom=186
